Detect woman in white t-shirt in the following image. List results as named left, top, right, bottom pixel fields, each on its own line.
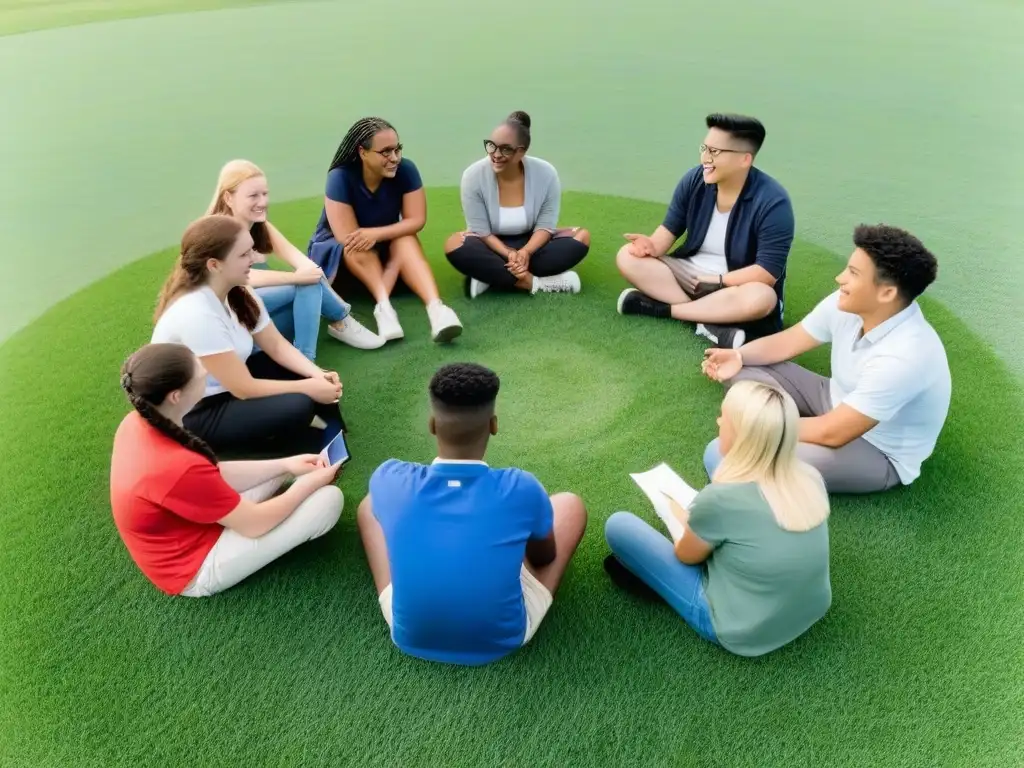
left=152, top=214, right=345, bottom=457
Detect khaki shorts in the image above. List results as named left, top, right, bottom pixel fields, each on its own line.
left=658, top=255, right=720, bottom=299
left=378, top=565, right=554, bottom=645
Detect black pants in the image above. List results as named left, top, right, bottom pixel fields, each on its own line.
left=445, top=231, right=588, bottom=290
left=184, top=353, right=344, bottom=459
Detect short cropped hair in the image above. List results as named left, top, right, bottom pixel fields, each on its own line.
left=853, top=224, right=938, bottom=303
left=429, top=363, right=500, bottom=410
left=705, top=113, right=766, bottom=154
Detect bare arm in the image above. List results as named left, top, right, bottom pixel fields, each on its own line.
left=526, top=531, right=556, bottom=568
left=251, top=323, right=325, bottom=379
left=667, top=498, right=714, bottom=564
left=266, top=221, right=318, bottom=270
left=799, top=405, right=879, bottom=448
left=624, top=225, right=680, bottom=258
left=739, top=324, right=822, bottom=367
left=722, top=264, right=777, bottom=287
left=200, top=351, right=311, bottom=400
left=218, top=469, right=335, bottom=538
left=366, top=188, right=427, bottom=242
left=520, top=229, right=553, bottom=259
left=218, top=458, right=290, bottom=490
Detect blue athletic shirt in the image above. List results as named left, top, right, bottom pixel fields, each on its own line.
left=369, top=458, right=554, bottom=666
left=310, top=158, right=423, bottom=245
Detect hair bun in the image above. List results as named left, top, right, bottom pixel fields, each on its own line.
left=508, top=110, right=531, bottom=129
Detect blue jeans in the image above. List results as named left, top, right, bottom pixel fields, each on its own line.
left=703, top=438, right=723, bottom=480
left=604, top=511, right=719, bottom=644
left=256, top=278, right=350, bottom=361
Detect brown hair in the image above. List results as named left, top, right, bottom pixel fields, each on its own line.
left=207, top=159, right=272, bottom=254
left=154, top=214, right=260, bottom=330
left=120, top=343, right=218, bottom=465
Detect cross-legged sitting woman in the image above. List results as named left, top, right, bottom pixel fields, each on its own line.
left=307, top=116, right=463, bottom=344
left=152, top=214, right=344, bottom=457
left=110, top=342, right=344, bottom=597
left=444, top=111, right=590, bottom=299
left=604, top=380, right=832, bottom=657
left=208, top=159, right=383, bottom=356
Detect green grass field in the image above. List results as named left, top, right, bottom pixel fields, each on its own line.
left=2, top=190, right=1022, bottom=767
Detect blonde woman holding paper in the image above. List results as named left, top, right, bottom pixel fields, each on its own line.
left=604, top=380, right=832, bottom=656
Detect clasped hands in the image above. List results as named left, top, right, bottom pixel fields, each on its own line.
left=305, top=369, right=343, bottom=404
left=342, top=229, right=377, bottom=253
left=506, top=248, right=530, bottom=278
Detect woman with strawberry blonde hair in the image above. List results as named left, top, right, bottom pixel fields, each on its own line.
left=208, top=159, right=383, bottom=357
left=604, top=380, right=832, bottom=657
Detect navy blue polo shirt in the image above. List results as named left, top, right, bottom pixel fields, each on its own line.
left=664, top=165, right=795, bottom=332
left=310, top=157, right=423, bottom=245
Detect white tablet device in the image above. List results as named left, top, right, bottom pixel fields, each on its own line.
left=319, top=430, right=350, bottom=468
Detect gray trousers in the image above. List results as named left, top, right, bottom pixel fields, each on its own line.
left=727, top=363, right=901, bottom=494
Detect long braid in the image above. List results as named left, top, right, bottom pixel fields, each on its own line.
left=328, top=117, right=395, bottom=172
left=120, top=345, right=219, bottom=466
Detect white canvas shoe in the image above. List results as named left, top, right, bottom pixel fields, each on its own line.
left=373, top=302, right=404, bottom=342
left=469, top=278, right=490, bottom=299
left=427, top=301, right=463, bottom=343
left=532, top=271, right=581, bottom=294
left=326, top=315, right=385, bottom=350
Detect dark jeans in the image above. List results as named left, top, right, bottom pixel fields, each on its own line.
left=445, top=230, right=588, bottom=290
left=184, top=353, right=344, bottom=459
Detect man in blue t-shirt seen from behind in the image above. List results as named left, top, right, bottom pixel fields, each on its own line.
left=356, top=362, right=588, bottom=666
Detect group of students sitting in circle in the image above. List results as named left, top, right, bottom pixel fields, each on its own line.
left=109, top=110, right=952, bottom=662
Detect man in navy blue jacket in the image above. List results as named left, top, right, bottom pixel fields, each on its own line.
left=616, top=114, right=795, bottom=348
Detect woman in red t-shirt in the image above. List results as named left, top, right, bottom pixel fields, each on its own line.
left=110, top=342, right=345, bottom=597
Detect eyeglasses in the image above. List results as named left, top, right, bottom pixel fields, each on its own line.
left=484, top=140, right=524, bottom=158
left=699, top=143, right=748, bottom=158
left=371, top=144, right=403, bottom=160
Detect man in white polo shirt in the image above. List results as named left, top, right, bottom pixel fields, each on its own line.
left=700, top=223, right=951, bottom=494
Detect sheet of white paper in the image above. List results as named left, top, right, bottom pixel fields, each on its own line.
left=629, top=463, right=699, bottom=543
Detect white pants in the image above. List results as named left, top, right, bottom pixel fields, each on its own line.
left=378, top=565, right=554, bottom=644
left=180, top=475, right=343, bottom=598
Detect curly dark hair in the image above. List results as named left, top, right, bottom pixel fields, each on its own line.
left=853, top=224, right=938, bottom=303
left=429, top=363, right=500, bottom=409
left=706, top=113, right=766, bottom=154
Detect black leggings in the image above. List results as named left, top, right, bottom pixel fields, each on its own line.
left=184, top=353, right=344, bottom=458
left=445, top=231, right=588, bottom=290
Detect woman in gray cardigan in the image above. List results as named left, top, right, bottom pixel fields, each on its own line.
left=444, top=112, right=590, bottom=299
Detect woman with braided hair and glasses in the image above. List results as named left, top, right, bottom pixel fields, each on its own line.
left=152, top=215, right=345, bottom=458
left=603, top=380, right=832, bottom=657
left=307, top=116, right=463, bottom=344
left=110, top=343, right=344, bottom=597
left=445, top=111, right=591, bottom=299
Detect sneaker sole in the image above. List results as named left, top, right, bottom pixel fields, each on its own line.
left=616, top=287, right=638, bottom=314
left=432, top=324, right=463, bottom=344
left=329, top=332, right=386, bottom=350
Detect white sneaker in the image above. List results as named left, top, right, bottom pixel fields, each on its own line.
left=373, top=302, right=404, bottom=342
left=532, top=271, right=581, bottom=294
left=427, top=301, right=463, bottom=343
left=469, top=278, right=490, bottom=299
left=326, top=315, right=385, bottom=350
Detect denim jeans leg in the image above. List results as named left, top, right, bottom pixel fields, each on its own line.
left=703, top=438, right=724, bottom=480
left=604, top=511, right=719, bottom=644
left=318, top=277, right=350, bottom=324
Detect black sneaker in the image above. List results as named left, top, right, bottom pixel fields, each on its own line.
left=695, top=323, right=746, bottom=349
left=603, top=555, right=663, bottom=602
left=616, top=288, right=671, bottom=318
